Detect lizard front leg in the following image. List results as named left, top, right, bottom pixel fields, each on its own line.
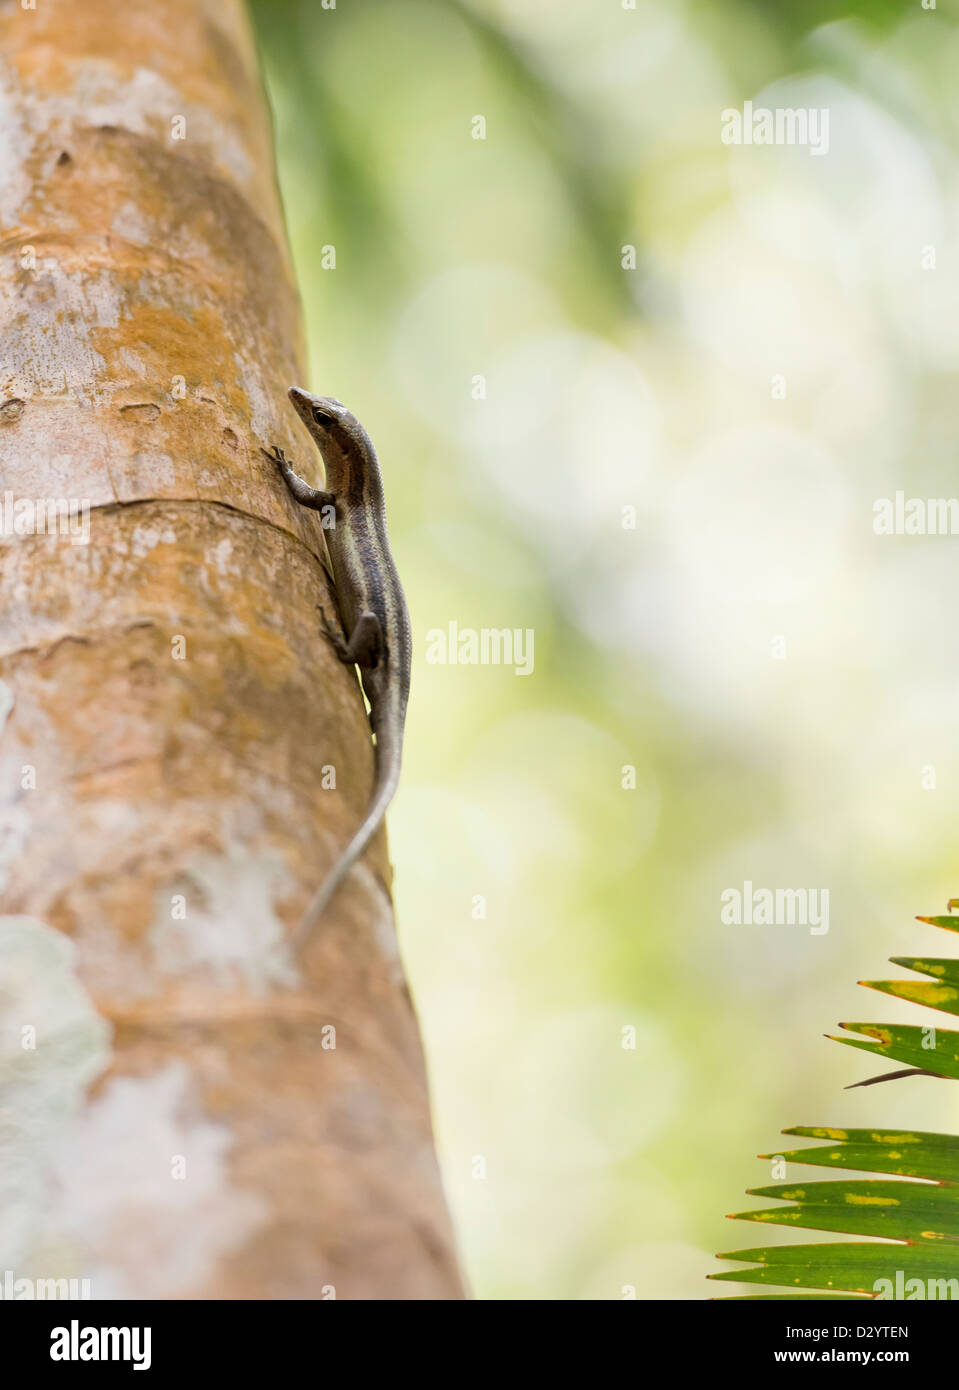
left=263, top=445, right=335, bottom=511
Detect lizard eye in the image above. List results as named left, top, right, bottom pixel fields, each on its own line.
left=312, top=406, right=335, bottom=428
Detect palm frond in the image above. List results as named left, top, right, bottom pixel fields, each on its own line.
left=711, top=911, right=959, bottom=1299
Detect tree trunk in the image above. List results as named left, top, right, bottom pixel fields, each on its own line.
left=0, top=0, right=463, bottom=1301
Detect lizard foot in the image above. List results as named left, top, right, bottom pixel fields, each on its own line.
left=262, top=444, right=292, bottom=470
left=316, top=603, right=352, bottom=664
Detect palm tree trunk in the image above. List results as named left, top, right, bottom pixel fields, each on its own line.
left=0, top=0, right=463, bottom=1300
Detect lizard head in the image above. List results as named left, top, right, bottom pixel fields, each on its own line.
left=289, top=388, right=365, bottom=453
left=288, top=387, right=380, bottom=493
left=289, top=386, right=342, bottom=431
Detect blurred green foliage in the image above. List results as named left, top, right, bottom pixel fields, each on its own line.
left=738, top=0, right=906, bottom=40
left=250, top=0, right=959, bottom=1300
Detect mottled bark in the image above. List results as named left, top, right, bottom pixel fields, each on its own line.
left=0, top=0, right=462, bottom=1300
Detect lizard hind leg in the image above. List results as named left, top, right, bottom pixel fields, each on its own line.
left=316, top=603, right=352, bottom=664
left=346, top=611, right=385, bottom=669
left=316, top=603, right=385, bottom=670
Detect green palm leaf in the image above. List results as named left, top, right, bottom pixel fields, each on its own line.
left=711, top=911, right=959, bottom=1299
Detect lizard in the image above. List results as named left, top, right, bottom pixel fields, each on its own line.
left=263, top=387, right=411, bottom=946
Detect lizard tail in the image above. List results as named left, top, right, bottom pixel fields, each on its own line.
left=291, top=722, right=401, bottom=947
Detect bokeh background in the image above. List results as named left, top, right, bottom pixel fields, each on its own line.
left=249, top=0, right=959, bottom=1299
